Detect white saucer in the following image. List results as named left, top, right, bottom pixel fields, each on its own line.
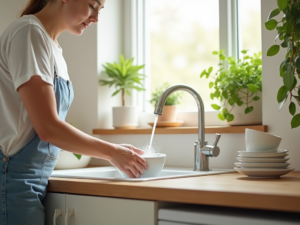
left=236, top=157, right=289, bottom=163
left=235, top=162, right=290, bottom=168
left=234, top=167, right=294, bottom=178
left=237, top=149, right=288, bottom=158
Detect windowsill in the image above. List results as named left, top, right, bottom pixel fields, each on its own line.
left=93, top=125, right=267, bottom=135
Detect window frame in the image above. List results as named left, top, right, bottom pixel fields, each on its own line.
left=123, top=0, right=241, bottom=126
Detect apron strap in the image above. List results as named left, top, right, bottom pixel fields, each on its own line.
left=53, top=61, right=71, bottom=85
left=53, top=60, right=58, bottom=81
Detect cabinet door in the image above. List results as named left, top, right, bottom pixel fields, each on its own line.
left=158, top=206, right=300, bottom=225
left=43, top=192, right=66, bottom=225
left=65, top=194, right=157, bottom=225
left=158, top=222, right=192, bottom=225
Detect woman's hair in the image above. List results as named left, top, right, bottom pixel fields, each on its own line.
left=20, top=0, right=50, bottom=17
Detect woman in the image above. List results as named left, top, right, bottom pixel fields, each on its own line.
left=0, top=0, right=148, bottom=224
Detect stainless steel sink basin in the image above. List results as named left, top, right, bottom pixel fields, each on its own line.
left=50, top=166, right=235, bottom=182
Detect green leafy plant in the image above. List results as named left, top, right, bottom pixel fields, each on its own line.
left=150, top=82, right=183, bottom=107
left=265, top=0, right=300, bottom=129
left=99, top=55, right=146, bottom=106
left=200, top=50, right=262, bottom=122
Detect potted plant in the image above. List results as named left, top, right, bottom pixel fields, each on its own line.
left=54, top=123, right=91, bottom=170
left=199, top=50, right=262, bottom=125
left=99, top=55, right=146, bottom=128
left=265, top=0, right=300, bottom=129
left=150, top=82, right=183, bottom=122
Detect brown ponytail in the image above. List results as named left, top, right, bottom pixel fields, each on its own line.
left=20, top=0, right=50, bottom=17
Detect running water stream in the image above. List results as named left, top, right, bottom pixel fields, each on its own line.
left=148, top=114, right=159, bottom=153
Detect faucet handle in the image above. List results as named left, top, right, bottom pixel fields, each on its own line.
left=208, top=133, right=221, bottom=157
left=213, top=133, right=221, bottom=147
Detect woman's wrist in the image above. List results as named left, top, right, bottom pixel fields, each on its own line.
left=96, top=139, right=116, bottom=162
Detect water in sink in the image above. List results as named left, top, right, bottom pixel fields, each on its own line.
left=50, top=167, right=235, bottom=182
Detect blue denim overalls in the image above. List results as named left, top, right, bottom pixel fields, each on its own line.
left=0, top=64, right=74, bottom=224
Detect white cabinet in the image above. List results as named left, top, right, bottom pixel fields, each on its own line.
left=158, top=205, right=300, bottom=225
left=43, top=193, right=158, bottom=225
left=44, top=193, right=300, bottom=225
left=43, top=193, right=65, bottom=225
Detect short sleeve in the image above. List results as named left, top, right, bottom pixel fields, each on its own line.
left=7, top=24, right=54, bottom=91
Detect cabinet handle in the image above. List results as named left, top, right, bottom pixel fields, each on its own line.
left=53, top=209, right=62, bottom=225
left=65, top=209, right=74, bottom=225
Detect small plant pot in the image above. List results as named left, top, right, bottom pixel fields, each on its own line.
left=158, top=105, right=178, bottom=122
left=54, top=150, right=91, bottom=170
left=226, top=91, right=262, bottom=125
left=113, top=106, right=139, bottom=129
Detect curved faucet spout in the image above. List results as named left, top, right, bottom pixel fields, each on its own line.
left=154, top=84, right=205, bottom=142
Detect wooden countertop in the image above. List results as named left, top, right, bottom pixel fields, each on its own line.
left=48, top=171, right=300, bottom=213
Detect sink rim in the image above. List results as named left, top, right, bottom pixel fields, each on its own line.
left=50, top=166, right=235, bottom=182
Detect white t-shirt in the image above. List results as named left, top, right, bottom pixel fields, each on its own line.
left=0, top=15, right=70, bottom=157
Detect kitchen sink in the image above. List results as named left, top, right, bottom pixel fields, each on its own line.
left=50, top=166, right=235, bottom=182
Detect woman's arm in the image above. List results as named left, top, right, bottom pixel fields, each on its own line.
left=18, top=75, right=148, bottom=178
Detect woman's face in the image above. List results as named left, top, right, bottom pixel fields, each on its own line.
left=62, top=0, right=106, bottom=35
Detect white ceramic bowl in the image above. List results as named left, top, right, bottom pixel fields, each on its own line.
left=245, top=129, right=282, bottom=153
left=54, top=150, right=91, bottom=170
left=117, top=153, right=166, bottom=178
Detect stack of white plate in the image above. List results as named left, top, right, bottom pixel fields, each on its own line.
left=234, top=149, right=294, bottom=178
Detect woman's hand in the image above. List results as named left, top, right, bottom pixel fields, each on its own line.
left=109, top=144, right=148, bottom=178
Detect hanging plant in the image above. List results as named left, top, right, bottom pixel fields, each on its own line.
left=265, top=0, right=300, bottom=128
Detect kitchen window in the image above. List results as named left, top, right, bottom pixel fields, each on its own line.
left=124, top=0, right=261, bottom=124
left=237, top=0, right=262, bottom=58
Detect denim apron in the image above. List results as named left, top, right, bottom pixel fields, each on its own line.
left=0, top=65, right=74, bottom=225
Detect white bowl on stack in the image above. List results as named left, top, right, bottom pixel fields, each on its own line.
left=234, top=129, right=294, bottom=178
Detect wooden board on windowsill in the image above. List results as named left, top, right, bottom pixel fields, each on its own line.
left=93, top=125, right=267, bottom=135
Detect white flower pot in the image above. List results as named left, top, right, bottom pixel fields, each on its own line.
left=54, top=150, right=91, bottom=170
left=112, top=106, right=139, bottom=129
left=226, top=91, right=262, bottom=126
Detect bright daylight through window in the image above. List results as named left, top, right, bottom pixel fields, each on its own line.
left=144, top=0, right=262, bottom=113
left=238, top=0, right=262, bottom=58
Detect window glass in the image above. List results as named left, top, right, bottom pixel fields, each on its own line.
left=146, top=0, right=220, bottom=111
left=238, top=0, right=262, bottom=57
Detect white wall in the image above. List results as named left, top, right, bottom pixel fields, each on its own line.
left=1, top=0, right=299, bottom=171
left=0, top=1, right=28, bottom=30
left=58, top=16, right=98, bottom=135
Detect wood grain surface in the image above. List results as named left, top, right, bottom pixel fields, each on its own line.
left=48, top=171, right=300, bottom=213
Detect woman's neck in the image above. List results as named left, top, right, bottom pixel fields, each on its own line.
left=34, top=2, right=65, bottom=44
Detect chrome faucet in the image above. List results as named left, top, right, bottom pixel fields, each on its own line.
left=154, top=84, right=221, bottom=171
